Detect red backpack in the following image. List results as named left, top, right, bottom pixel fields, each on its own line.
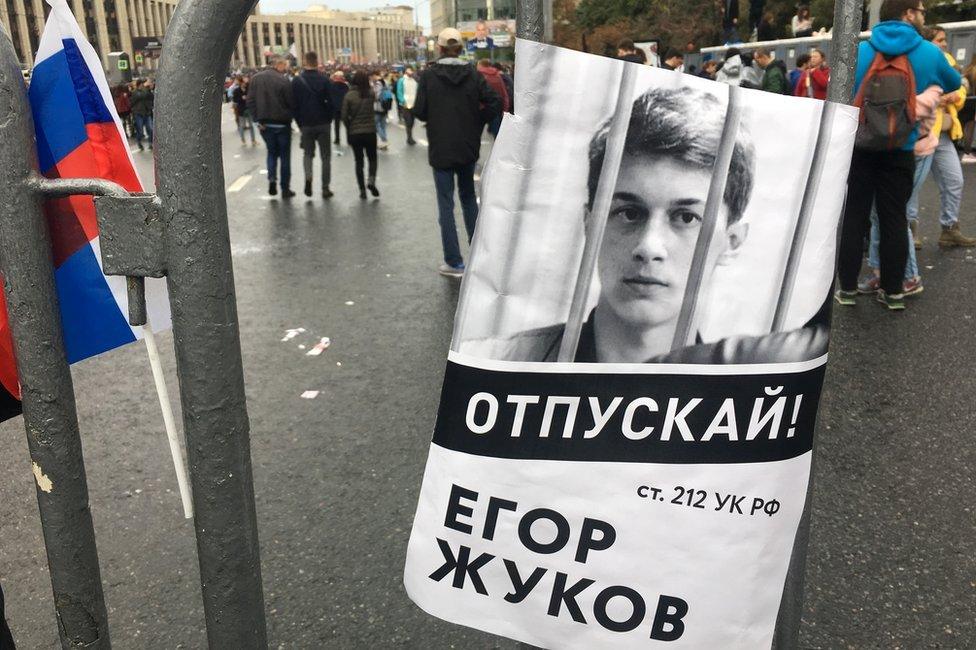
left=853, top=48, right=917, bottom=151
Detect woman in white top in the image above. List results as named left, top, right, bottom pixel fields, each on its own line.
left=792, top=5, right=814, bottom=37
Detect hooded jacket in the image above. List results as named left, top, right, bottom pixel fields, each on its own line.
left=477, top=65, right=510, bottom=113
left=716, top=54, right=744, bottom=86
left=854, top=20, right=961, bottom=151
left=412, top=59, right=502, bottom=169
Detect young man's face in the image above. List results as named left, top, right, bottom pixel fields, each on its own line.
left=595, top=154, right=747, bottom=331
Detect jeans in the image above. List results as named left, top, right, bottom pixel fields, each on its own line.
left=433, top=163, right=479, bottom=267
left=375, top=112, right=388, bottom=143
left=838, top=149, right=915, bottom=295
left=334, top=119, right=342, bottom=144
left=348, top=132, right=377, bottom=190
left=487, top=114, right=502, bottom=139
left=259, top=124, right=291, bottom=188
left=868, top=153, right=930, bottom=280
left=237, top=109, right=255, bottom=143
left=300, top=123, right=332, bottom=190
left=134, top=113, right=153, bottom=145
left=907, top=132, right=963, bottom=227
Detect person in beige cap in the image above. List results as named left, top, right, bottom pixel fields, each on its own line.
left=413, top=27, right=502, bottom=277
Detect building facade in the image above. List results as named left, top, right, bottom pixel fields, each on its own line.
left=430, top=0, right=517, bottom=34
left=0, top=1, right=420, bottom=71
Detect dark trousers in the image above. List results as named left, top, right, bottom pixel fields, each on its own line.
left=838, top=149, right=915, bottom=295
left=334, top=119, right=342, bottom=144
left=403, top=107, right=415, bottom=142
left=259, top=124, right=291, bottom=188
left=300, top=123, right=331, bottom=190
left=433, top=162, right=479, bottom=267
left=348, top=132, right=377, bottom=190
left=1, top=582, right=14, bottom=649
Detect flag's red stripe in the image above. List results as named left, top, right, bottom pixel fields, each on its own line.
left=0, top=285, right=21, bottom=400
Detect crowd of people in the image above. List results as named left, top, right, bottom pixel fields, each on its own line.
left=216, top=28, right=509, bottom=277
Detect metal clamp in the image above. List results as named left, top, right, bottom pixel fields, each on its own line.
left=28, top=177, right=164, bottom=327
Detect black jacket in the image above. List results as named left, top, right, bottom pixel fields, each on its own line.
left=247, top=68, right=293, bottom=125
left=412, top=60, right=502, bottom=169
left=292, top=69, right=333, bottom=127
left=130, top=87, right=153, bottom=116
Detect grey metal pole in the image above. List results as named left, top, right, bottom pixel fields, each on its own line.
left=154, top=0, right=268, bottom=646
left=516, top=0, right=544, bottom=40
left=0, top=27, right=110, bottom=650
left=670, top=86, right=743, bottom=350
left=557, top=64, right=637, bottom=362
left=770, top=102, right=836, bottom=332
left=772, top=2, right=862, bottom=647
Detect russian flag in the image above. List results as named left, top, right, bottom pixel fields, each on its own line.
left=0, top=0, right=171, bottom=421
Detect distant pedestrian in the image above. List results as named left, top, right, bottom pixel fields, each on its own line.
left=722, top=0, right=740, bottom=43
left=661, top=49, right=685, bottom=71
left=495, top=63, right=514, bottom=113
left=476, top=59, right=509, bottom=138
left=789, top=52, right=811, bottom=93
left=616, top=39, right=643, bottom=64
left=331, top=71, right=349, bottom=149
left=793, top=48, right=829, bottom=99
left=129, top=79, right=154, bottom=151
left=293, top=51, right=334, bottom=198
left=396, top=67, right=419, bottom=145
left=113, top=84, right=132, bottom=137
left=757, top=11, right=777, bottom=41
left=232, top=76, right=255, bottom=145
left=792, top=5, right=814, bottom=38
left=248, top=56, right=295, bottom=198
left=754, top=47, right=790, bottom=94
left=341, top=70, right=380, bottom=200
left=372, top=72, right=392, bottom=150
left=715, top=48, right=747, bottom=86
left=413, top=27, right=502, bottom=277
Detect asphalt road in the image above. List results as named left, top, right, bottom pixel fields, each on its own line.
left=0, top=106, right=973, bottom=649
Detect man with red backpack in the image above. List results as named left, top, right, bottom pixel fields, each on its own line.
left=836, top=0, right=960, bottom=311
left=477, top=58, right=509, bottom=138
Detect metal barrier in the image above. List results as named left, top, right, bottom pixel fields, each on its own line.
left=0, top=0, right=267, bottom=646
left=0, top=0, right=861, bottom=645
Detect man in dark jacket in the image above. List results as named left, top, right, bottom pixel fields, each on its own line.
left=293, top=51, right=334, bottom=198
left=248, top=56, right=295, bottom=198
left=754, top=47, right=789, bottom=94
left=130, top=79, right=154, bottom=151
left=413, top=28, right=502, bottom=277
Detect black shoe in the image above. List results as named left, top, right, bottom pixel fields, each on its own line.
left=407, top=139, right=416, bottom=145
left=304, top=180, right=313, bottom=197
left=333, top=139, right=340, bottom=145
left=268, top=181, right=277, bottom=196
left=359, top=188, right=367, bottom=200
left=367, top=183, right=380, bottom=197
left=282, top=188, right=296, bottom=199
left=322, top=188, right=334, bottom=199
left=138, top=143, right=144, bottom=151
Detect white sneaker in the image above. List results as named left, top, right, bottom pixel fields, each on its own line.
left=962, top=153, right=976, bottom=164
left=438, top=263, right=464, bottom=278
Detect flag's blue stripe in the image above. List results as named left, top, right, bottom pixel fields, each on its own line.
left=55, top=244, right=135, bottom=363
left=29, top=47, right=87, bottom=174
left=62, top=39, right=115, bottom=125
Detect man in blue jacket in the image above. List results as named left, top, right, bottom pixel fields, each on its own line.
left=292, top=51, right=334, bottom=198
left=836, top=0, right=960, bottom=310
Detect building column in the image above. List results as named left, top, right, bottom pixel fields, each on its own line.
left=70, top=0, right=87, bottom=38
left=115, top=0, right=133, bottom=57
left=89, top=0, right=112, bottom=66
left=14, top=4, right=33, bottom=67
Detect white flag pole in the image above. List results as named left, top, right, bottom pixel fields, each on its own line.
left=142, top=320, right=193, bottom=519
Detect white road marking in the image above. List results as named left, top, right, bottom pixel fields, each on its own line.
left=227, top=174, right=252, bottom=192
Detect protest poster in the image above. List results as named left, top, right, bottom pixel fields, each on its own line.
left=405, top=40, right=857, bottom=648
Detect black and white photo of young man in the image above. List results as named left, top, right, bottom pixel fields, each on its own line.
left=462, top=85, right=829, bottom=364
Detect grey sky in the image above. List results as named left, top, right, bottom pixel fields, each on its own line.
left=257, top=1, right=431, bottom=31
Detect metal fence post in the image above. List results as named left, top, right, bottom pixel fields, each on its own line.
left=0, top=26, right=110, bottom=650
left=153, top=0, right=268, bottom=646
left=773, top=1, right=862, bottom=647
